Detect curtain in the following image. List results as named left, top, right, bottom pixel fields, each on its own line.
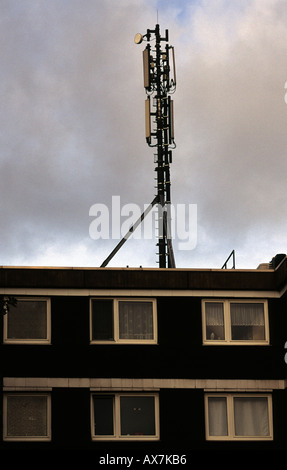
left=230, top=303, right=265, bottom=326
left=234, top=397, right=269, bottom=436
left=208, top=397, right=228, bottom=436
left=119, top=301, right=154, bottom=340
left=205, top=302, right=225, bottom=340
left=230, top=303, right=265, bottom=340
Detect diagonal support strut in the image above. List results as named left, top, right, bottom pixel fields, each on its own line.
left=100, top=195, right=176, bottom=268
left=101, top=196, right=159, bottom=268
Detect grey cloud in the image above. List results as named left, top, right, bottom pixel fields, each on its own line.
left=1, top=0, right=287, bottom=269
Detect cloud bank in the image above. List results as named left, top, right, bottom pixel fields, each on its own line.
left=1, top=0, right=287, bottom=269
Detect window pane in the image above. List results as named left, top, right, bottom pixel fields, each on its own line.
left=7, top=300, right=47, bottom=340
left=230, top=303, right=265, bottom=340
left=208, top=397, right=228, bottom=436
left=93, top=396, right=114, bottom=436
left=120, top=396, right=156, bottom=436
left=7, top=395, right=48, bottom=437
left=92, top=300, right=114, bottom=341
left=234, top=397, right=270, bottom=436
left=205, top=302, right=225, bottom=340
left=119, top=301, right=154, bottom=340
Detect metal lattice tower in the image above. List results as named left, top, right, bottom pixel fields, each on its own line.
left=101, top=24, right=176, bottom=268
left=136, top=24, right=176, bottom=268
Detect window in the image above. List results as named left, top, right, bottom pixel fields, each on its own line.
left=3, top=297, right=51, bottom=344
left=90, top=298, right=157, bottom=344
left=91, top=393, right=159, bottom=440
left=3, top=394, right=51, bottom=441
left=202, top=299, right=269, bottom=344
left=205, top=393, right=273, bottom=440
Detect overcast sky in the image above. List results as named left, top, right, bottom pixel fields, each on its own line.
left=1, top=0, right=287, bottom=270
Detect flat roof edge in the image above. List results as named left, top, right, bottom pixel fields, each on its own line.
left=0, top=265, right=276, bottom=273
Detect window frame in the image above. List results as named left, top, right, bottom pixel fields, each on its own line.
left=202, top=299, right=269, bottom=345
left=3, top=393, right=52, bottom=442
left=205, top=393, right=273, bottom=441
left=3, top=297, right=51, bottom=345
left=90, top=393, right=160, bottom=441
left=89, top=297, right=157, bottom=345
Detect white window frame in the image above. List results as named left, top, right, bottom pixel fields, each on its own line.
left=3, top=297, right=51, bottom=345
left=91, top=393, right=160, bottom=441
left=205, top=393, right=273, bottom=441
left=202, top=299, right=269, bottom=345
left=89, top=298, right=157, bottom=344
left=3, top=393, right=52, bottom=441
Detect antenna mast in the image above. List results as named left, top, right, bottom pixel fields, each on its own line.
left=101, top=25, right=176, bottom=268
left=137, top=24, right=176, bottom=268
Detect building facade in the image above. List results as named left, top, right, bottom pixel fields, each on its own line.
left=1, top=255, right=287, bottom=454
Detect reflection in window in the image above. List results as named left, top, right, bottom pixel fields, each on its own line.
left=93, top=395, right=114, bottom=436
left=4, top=298, right=51, bottom=344
left=120, top=396, right=155, bottom=436
left=4, top=394, right=51, bottom=441
left=91, top=394, right=159, bottom=440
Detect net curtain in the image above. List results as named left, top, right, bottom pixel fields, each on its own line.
left=205, top=302, right=264, bottom=326
left=230, top=303, right=265, bottom=326
left=118, top=301, right=153, bottom=339
left=208, top=396, right=270, bottom=437
left=234, top=397, right=270, bottom=436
